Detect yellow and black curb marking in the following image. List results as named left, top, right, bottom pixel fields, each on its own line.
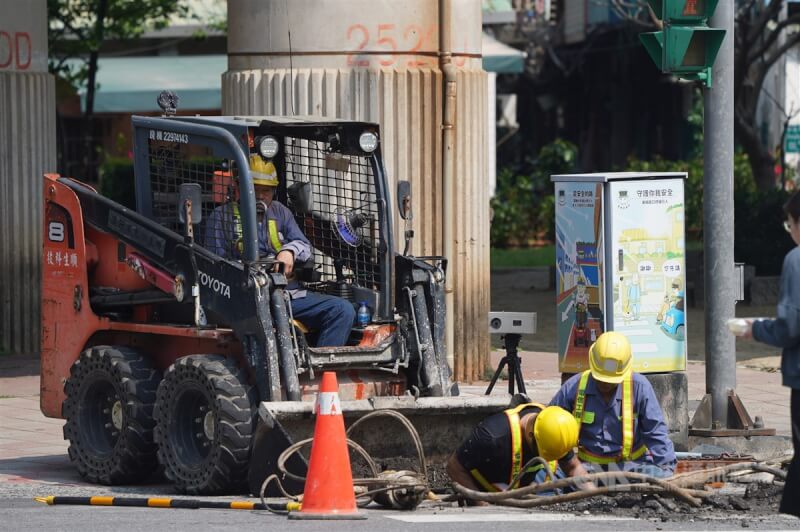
left=34, top=495, right=283, bottom=511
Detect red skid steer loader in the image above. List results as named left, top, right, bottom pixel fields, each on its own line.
left=41, top=101, right=507, bottom=495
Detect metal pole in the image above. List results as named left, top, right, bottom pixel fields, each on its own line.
left=703, top=1, right=735, bottom=428
left=440, top=0, right=457, bottom=375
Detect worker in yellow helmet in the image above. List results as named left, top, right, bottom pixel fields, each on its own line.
left=204, top=154, right=355, bottom=346
left=447, top=402, right=591, bottom=498
left=549, top=331, right=676, bottom=477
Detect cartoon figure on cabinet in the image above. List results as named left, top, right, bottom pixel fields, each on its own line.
left=658, top=279, right=685, bottom=340
left=626, top=273, right=642, bottom=321
left=573, top=276, right=590, bottom=347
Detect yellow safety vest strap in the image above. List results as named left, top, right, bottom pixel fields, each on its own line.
left=268, top=219, right=282, bottom=252
left=232, top=204, right=283, bottom=253
left=621, top=372, right=634, bottom=460
left=231, top=204, right=244, bottom=256
left=504, top=402, right=546, bottom=487
left=578, top=444, right=648, bottom=465
left=573, top=370, right=591, bottom=428
left=469, top=468, right=501, bottom=492
left=575, top=371, right=648, bottom=463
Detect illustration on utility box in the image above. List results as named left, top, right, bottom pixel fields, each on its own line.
left=553, top=173, right=687, bottom=374
left=554, top=182, right=605, bottom=372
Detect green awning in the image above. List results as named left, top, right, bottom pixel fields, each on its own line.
left=76, top=55, right=226, bottom=113
left=78, top=38, right=524, bottom=113
left=482, top=33, right=526, bottom=74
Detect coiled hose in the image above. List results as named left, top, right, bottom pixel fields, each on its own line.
left=259, top=410, right=430, bottom=514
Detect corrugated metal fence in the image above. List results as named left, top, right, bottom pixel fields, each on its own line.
left=0, top=71, right=56, bottom=355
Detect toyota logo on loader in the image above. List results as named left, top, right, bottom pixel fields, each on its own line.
left=198, top=271, right=230, bottom=298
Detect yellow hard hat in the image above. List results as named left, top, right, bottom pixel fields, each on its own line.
left=249, top=155, right=279, bottom=186
left=533, top=406, right=579, bottom=461
left=588, top=331, right=632, bottom=384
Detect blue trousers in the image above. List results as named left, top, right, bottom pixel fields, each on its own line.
left=290, top=292, right=356, bottom=347
left=780, top=388, right=800, bottom=517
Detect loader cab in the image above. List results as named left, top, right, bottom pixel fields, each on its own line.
left=131, top=115, right=393, bottom=320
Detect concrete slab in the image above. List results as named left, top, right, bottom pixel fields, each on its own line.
left=686, top=435, right=793, bottom=461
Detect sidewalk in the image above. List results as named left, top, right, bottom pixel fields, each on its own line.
left=481, top=349, right=793, bottom=437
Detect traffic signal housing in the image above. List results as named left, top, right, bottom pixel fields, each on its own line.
left=639, top=0, right=726, bottom=87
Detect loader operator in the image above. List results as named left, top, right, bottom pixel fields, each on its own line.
left=446, top=403, right=591, bottom=496
left=549, top=331, right=677, bottom=477
left=204, top=154, right=356, bottom=347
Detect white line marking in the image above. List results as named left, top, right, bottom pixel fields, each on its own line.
left=385, top=513, right=636, bottom=523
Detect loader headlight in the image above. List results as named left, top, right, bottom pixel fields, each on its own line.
left=359, top=131, right=378, bottom=153
left=256, top=135, right=280, bottom=158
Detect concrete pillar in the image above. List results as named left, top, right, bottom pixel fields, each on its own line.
left=0, top=0, right=56, bottom=355
left=224, top=0, right=490, bottom=381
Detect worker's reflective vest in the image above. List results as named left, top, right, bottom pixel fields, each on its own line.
left=469, top=402, right=559, bottom=492
left=231, top=204, right=282, bottom=256
left=572, top=370, right=648, bottom=464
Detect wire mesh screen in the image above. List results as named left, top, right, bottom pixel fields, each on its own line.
left=146, top=140, right=241, bottom=258
left=282, top=137, right=382, bottom=290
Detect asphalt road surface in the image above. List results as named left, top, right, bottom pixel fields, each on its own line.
left=2, top=497, right=799, bottom=531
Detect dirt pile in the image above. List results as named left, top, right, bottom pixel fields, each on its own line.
left=537, top=482, right=783, bottom=521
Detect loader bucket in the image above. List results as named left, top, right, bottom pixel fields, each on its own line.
left=248, top=395, right=514, bottom=495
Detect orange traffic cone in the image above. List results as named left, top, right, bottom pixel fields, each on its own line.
left=288, top=372, right=365, bottom=520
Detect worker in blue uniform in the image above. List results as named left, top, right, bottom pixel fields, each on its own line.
left=204, top=155, right=355, bottom=346
left=549, top=331, right=677, bottom=477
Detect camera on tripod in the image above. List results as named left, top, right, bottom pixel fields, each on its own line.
left=488, top=311, right=537, bottom=335
left=485, top=311, right=537, bottom=396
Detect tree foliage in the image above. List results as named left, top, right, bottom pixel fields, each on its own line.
left=734, top=0, right=800, bottom=190
left=48, top=0, right=190, bottom=113
left=607, top=0, right=800, bottom=191
left=491, top=139, right=578, bottom=247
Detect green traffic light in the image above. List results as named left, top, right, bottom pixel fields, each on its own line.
left=646, top=0, right=720, bottom=22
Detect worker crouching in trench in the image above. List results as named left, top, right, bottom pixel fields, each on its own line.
left=446, top=402, right=593, bottom=503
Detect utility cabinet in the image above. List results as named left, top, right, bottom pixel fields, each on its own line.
left=551, top=172, right=688, bottom=374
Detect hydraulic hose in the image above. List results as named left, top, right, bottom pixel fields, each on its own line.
left=264, top=409, right=431, bottom=511
left=669, top=461, right=788, bottom=488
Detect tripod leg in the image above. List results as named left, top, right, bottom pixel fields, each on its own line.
left=507, top=358, right=515, bottom=395
left=485, top=358, right=508, bottom=395
left=513, top=359, right=526, bottom=395
left=506, top=356, right=526, bottom=396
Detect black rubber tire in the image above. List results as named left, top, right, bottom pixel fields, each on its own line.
left=62, top=345, right=161, bottom=484
left=154, top=355, right=256, bottom=494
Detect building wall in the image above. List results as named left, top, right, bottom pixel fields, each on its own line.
left=785, top=47, right=800, bottom=171
left=224, top=0, right=490, bottom=381
left=0, top=0, right=56, bottom=355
